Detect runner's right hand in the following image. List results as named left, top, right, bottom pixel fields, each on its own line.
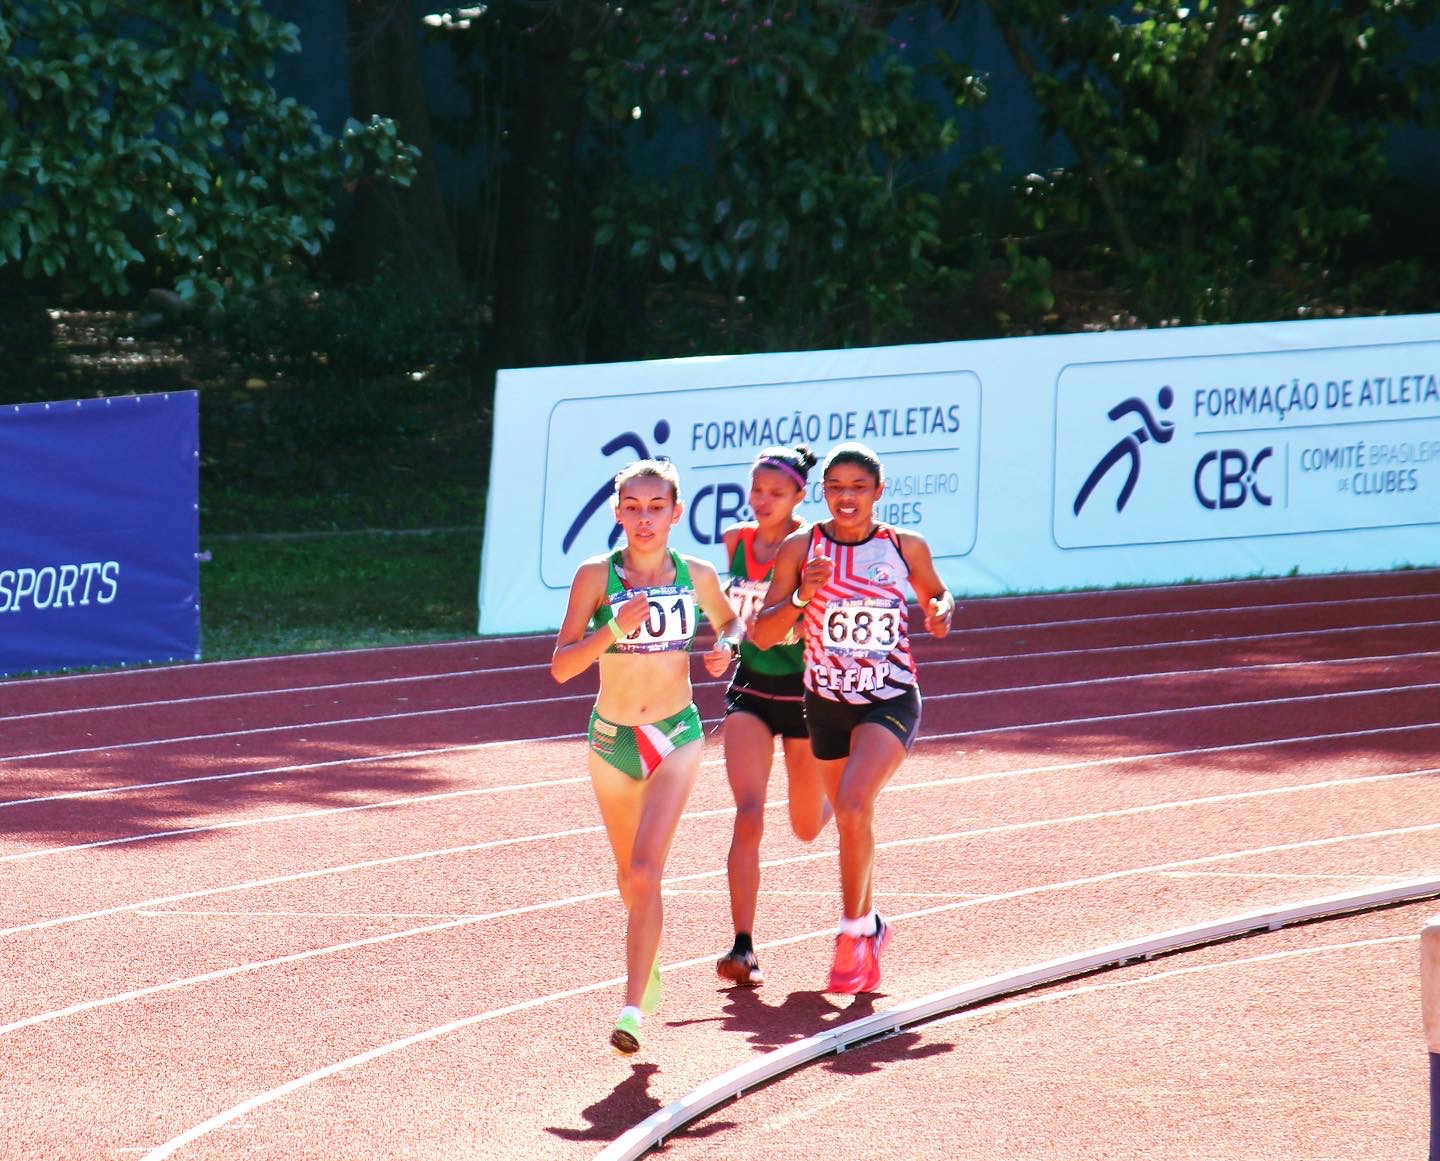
left=798, top=554, right=833, bottom=602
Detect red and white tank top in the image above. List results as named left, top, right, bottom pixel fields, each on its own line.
left=799, top=523, right=917, bottom=703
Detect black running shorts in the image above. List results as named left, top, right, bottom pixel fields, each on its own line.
left=724, top=667, right=808, bottom=739
left=803, top=686, right=921, bottom=761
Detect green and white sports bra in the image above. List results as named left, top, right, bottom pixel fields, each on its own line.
left=591, top=549, right=698, bottom=654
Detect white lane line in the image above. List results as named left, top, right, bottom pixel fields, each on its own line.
left=0, top=886, right=619, bottom=1038
left=940, top=617, right=1440, bottom=669
left=919, top=714, right=1440, bottom=759
left=0, top=736, right=584, bottom=811
left=0, top=664, right=551, bottom=725
left=931, top=933, right=1419, bottom=1029
left=880, top=823, right=1440, bottom=926
left=0, top=821, right=610, bottom=938
left=5, top=760, right=1434, bottom=941
left=0, top=773, right=590, bottom=863
left=664, top=889, right=990, bottom=900
left=680, top=766, right=1440, bottom=888
left=3, top=607, right=1436, bottom=727
left=0, top=633, right=544, bottom=689
left=938, top=678, right=1440, bottom=739
left=0, top=692, right=596, bottom=764
left=727, top=837, right=1438, bottom=970
left=0, top=742, right=729, bottom=820
left=5, top=642, right=1436, bottom=813
left=136, top=911, right=488, bottom=919
left=3, top=717, right=1434, bottom=871
left=0, top=795, right=737, bottom=870
left=136, top=971, right=629, bottom=1161
left=5, top=705, right=1434, bottom=870
left=598, top=879, right=1440, bottom=1160
left=952, top=590, right=1435, bottom=635
left=618, top=930, right=1424, bottom=1154
left=1159, top=870, right=1395, bottom=882
left=135, top=845, right=1439, bottom=1161
left=929, top=649, right=1440, bottom=702
left=6, top=646, right=1438, bottom=771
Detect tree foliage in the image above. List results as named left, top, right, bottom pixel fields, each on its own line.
left=426, top=2, right=996, bottom=355
left=981, top=0, right=1440, bottom=322
left=582, top=1, right=989, bottom=350
left=0, top=0, right=417, bottom=302
left=4, top=0, right=1437, bottom=351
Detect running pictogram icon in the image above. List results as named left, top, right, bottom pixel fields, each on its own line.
left=1072, top=386, right=1175, bottom=515
left=561, top=421, right=672, bottom=553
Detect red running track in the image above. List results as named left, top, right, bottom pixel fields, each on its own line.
left=2, top=568, right=1438, bottom=1160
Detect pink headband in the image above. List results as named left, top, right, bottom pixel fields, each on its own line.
left=754, top=456, right=807, bottom=488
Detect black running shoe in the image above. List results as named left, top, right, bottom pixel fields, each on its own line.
left=716, top=948, right=764, bottom=987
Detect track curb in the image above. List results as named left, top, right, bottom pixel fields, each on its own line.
left=596, top=875, right=1440, bottom=1160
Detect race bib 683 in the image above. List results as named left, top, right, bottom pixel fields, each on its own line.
left=820, top=596, right=903, bottom=656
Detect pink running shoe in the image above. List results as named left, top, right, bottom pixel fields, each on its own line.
left=827, top=932, right=872, bottom=994
left=858, top=915, right=890, bottom=993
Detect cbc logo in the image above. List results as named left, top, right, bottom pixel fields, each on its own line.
left=687, top=482, right=748, bottom=544
left=1194, top=447, right=1274, bottom=510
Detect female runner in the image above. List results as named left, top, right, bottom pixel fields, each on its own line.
left=552, top=459, right=742, bottom=1054
left=714, top=445, right=831, bottom=989
left=751, top=441, right=955, bottom=994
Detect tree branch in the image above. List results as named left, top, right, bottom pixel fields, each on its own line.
left=982, top=0, right=1148, bottom=298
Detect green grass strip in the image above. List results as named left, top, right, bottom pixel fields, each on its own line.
left=201, top=528, right=482, bottom=661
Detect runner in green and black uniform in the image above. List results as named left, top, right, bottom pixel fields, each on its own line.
left=715, top=445, right=832, bottom=988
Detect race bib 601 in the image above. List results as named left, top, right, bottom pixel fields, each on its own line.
left=608, top=586, right=696, bottom=653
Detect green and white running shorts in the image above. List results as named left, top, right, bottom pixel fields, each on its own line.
left=588, top=704, right=703, bottom=781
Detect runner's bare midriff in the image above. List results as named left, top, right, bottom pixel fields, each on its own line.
left=595, top=650, right=693, bottom=724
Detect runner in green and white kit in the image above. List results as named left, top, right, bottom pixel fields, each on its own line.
left=552, top=460, right=742, bottom=1055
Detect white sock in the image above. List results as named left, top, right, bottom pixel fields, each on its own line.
left=619, top=1005, right=643, bottom=1025
left=839, top=911, right=877, bottom=937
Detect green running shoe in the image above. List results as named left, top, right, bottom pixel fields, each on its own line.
left=640, top=954, right=662, bottom=1015
left=610, top=1009, right=641, bottom=1056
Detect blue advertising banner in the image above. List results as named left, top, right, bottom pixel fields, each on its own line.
left=1, top=391, right=200, bottom=676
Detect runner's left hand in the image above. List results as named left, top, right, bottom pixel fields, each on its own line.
left=702, top=639, right=738, bottom=677
left=925, top=594, right=955, bottom=638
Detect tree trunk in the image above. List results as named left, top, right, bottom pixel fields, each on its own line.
left=982, top=0, right=1158, bottom=321
left=490, top=38, right=585, bottom=368
left=346, top=0, right=461, bottom=291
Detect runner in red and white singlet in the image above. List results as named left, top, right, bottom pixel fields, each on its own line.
left=798, top=521, right=917, bottom=703
left=751, top=442, right=956, bottom=997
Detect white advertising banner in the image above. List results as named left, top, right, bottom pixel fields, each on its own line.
left=536, top=371, right=981, bottom=590
left=479, top=314, right=1440, bottom=635
left=1054, top=338, right=1440, bottom=547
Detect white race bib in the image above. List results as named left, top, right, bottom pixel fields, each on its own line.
left=608, top=585, right=696, bottom=653
left=820, top=596, right=903, bottom=656
left=726, top=577, right=768, bottom=626
left=726, top=576, right=798, bottom=647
